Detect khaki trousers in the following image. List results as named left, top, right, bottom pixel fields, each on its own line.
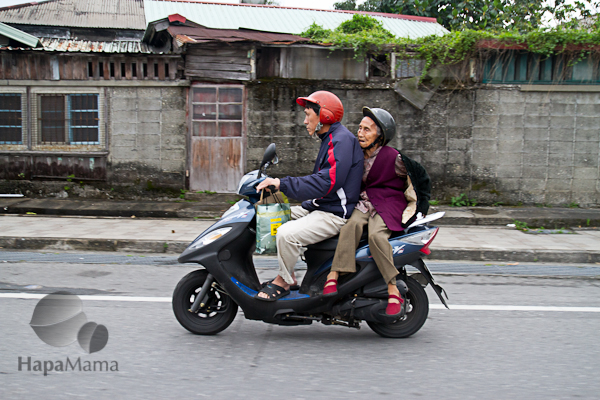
left=276, top=206, right=347, bottom=285
left=331, top=209, right=398, bottom=285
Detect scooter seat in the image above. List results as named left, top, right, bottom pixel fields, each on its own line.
left=306, top=236, right=339, bottom=251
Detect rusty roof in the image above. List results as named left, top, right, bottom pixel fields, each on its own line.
left=0, top=37, right=160, bottom=53
left=0, top=0, right=146, bottom=30
left=167, top=24, right=308, bottom=44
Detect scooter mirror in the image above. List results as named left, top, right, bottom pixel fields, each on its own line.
left=259, top=143, right=277, bottom=172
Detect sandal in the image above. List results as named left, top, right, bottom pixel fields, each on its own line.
left=261, top=279, right=300, bottom=291
left=255, top=283, right=290, bottom=302
left=386, top=294, right=404, bottom=316
left=322, top=279, right=338, bottom=296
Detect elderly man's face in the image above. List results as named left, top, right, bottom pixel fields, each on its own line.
left=303, top=107, right=320, bottom=136
left=357, top=116, right=379, bottom=149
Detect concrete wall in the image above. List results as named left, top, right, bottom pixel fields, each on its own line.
left=108, top=86, right=187, bottom=192
left=246, top=81, right=600, bottom=207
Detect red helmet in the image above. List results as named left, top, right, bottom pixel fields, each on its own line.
left=296, top=91, right=344, bottom=125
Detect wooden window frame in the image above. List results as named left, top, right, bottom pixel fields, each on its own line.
left=190, top=84, right=245, bottom=139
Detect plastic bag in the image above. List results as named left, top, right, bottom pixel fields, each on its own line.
left=255, top=191, right=290, bottom=254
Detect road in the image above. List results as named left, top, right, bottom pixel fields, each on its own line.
left=1, top=251, right=599, bottom=399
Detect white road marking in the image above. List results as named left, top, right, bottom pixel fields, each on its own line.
left=1, top=293, right=600, bottom=312
left=430, top=304, right=600, bottom=312
left=0, top=293, right=171, bottom=302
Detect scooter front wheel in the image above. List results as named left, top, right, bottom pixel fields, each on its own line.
left=173, top=269, right=238, bottom=335
left=367, top=276, right=429, bottom=338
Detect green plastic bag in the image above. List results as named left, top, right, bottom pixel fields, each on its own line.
left=255, top=192, right=290, bottom=255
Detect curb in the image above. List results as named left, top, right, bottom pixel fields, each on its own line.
left=431, top=249, right=600, bottom=264
left=2, top=237, right=599, bottom=264
left=0, top=237, right=189, bottom=254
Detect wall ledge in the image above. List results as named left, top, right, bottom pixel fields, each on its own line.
left=0, top=80, right=191, bottom=87
left=521, top=84, right=600, bottom=92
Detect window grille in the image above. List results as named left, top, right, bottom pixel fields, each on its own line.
left=38, top=94, right=99, bottom=145
left=0, top=93, right=23, bottom=144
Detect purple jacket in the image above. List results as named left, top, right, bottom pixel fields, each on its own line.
left=363, top=146, right=408, bottom=231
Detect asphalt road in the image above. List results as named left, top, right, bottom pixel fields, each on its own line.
left=1, top=251, right=599, bottom=399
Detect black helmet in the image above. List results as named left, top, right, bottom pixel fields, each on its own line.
left=362, top=107, right=396, bottom=146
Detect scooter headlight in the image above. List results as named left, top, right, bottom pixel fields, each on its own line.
left=189, top=227, right=232, bottom=249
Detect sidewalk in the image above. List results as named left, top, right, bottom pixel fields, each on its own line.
left=2, top=197, right=600, bottom=227
left=1, top=213, right=599, bottom=263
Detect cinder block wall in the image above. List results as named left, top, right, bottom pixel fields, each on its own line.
left=246, top=82, right=600, bottom=207
left=108, top=87, right=187, bottom=191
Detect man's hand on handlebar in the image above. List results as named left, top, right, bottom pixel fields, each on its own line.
left=256, top=178, right=280, bottom=193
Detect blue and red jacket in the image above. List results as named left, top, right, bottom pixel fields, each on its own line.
left=279, top=122, right=363, bottom=219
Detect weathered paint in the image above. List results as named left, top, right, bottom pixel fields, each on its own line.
left=0, top=154, right=106, bottom=180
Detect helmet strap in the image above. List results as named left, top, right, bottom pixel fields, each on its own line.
left=363, top=135, right=383, bottom=151
left=313, top=122, right=323, bottom=139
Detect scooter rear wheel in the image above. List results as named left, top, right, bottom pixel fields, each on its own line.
left=367, top=276, right=429, bottom=338
left=173, top=269, right=238, bottom=335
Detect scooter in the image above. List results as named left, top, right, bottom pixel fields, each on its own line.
left=173, top=144, right=448, bottom=338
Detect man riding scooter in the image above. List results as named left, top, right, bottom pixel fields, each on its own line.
left=255, top=91, right=363, bottom=301
left=323, top=107, right=431, bottom=315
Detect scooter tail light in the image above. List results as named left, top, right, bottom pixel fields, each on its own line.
left=419, top=227, right=439, bottom=255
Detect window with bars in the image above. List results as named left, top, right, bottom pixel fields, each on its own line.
left=38, top=94, right=99, bottom=144
left=0, top=94, right=23, bottom=144
left=191, top=86, right=243, bottom=138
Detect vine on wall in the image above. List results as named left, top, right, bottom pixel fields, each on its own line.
left=301, top=14, right=600, bottom=77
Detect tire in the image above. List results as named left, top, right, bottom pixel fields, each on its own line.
left=367, top=276, right=429, bottom=338
left=172, top=269, right=238, bottom=335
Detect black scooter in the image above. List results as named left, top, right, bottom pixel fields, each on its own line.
left=173, top=144, right=448, bottom=338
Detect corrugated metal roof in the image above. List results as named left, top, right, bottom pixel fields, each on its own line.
left=0, top=37, right=159, bottom=53
left=0, top=0, right=146, bottom=30
left=144, top=0, right=448, bottom=39
left=0, top=21, right=40, bottom=47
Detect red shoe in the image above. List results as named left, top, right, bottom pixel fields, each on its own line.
left=386, top=294, right=404, bottom=316
left=322, top=279, right=338, bottom=296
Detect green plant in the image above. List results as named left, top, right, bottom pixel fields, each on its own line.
left=492, top=202, right=504, bottom=206
left=301, top=14, right=394, bottom=60
left=567, top=202, right=579, bottom=208
left=513, top=219, right=529, bottom=232
left=335, top=0, right=600, bottom=32
left=450, top=193, right=477, bottom=207
left=180, top=189, right=188, bottom=199
left=429, top=199, right=439, bottom=206
left=26, top=212, right=37, bottom=215
left=228, top=200, right=237, bottom=205
left=66, top=174, right=75, bottom=183
left=196, top=190, right=216, bottom=195
left=587, top=218, right=591, bottom=226
left=64, top=186, right=70, bottom=191
left=163, top=243, right=169, bottom=250
left=17, top=172, right=25, bottom=179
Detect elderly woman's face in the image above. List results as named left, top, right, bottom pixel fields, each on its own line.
left=357, top=116, right=379, bottom=149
